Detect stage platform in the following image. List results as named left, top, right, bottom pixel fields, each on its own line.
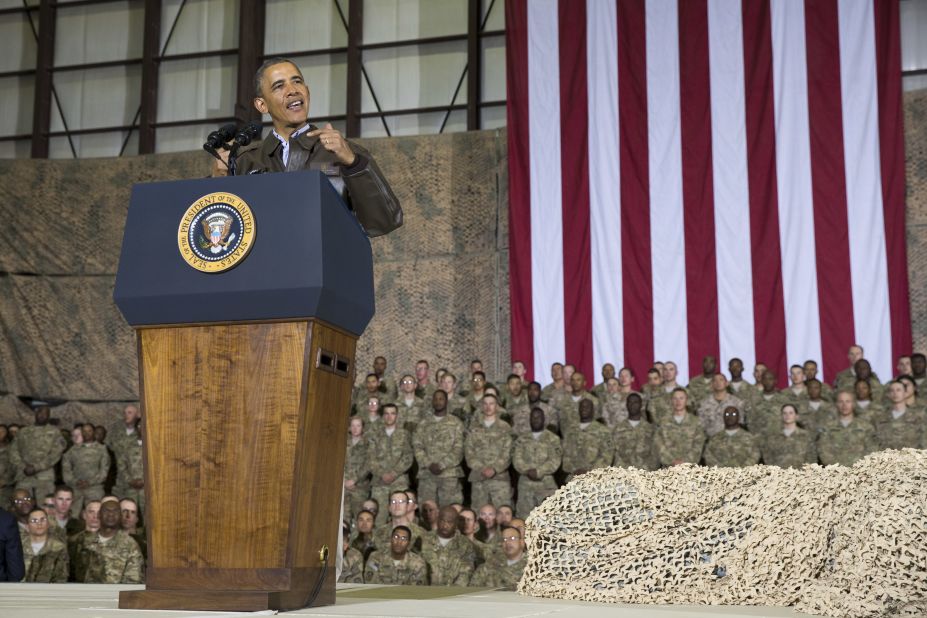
left=0, top=582, right=818, bottom=618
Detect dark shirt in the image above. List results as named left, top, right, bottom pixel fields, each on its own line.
left=0, top=508, right=25, bottom=581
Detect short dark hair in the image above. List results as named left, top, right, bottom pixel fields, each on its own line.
left=254, top=57, right=301, bottom=98
left=392, top=525, right=411, bottom=538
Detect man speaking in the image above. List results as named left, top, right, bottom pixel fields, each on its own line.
left=212, top=57, right=402, bottom=238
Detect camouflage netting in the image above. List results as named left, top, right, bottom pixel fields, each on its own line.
left=520, top=449, right=927, bottom=617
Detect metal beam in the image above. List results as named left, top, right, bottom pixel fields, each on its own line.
left=345, top=0, right=363, bottom=137
left=30, top=0, right=55, bottom=158
left=235, top=0, right=266, bottom=124
left=138, top=0, right=161, bottom=153
left=466, top=0, right=481, bottom=130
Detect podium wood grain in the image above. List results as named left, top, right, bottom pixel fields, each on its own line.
left=119, top=319, right=354, bottom=610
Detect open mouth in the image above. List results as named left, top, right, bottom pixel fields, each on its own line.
left=286, top=100, right=304, bottom=111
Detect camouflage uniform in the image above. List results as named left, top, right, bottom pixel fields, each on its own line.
left=762, top=428, right=817, bottom=468
left=853, top=400, right=884, bottom=425
left=469, top=554, right=526, bottom=590
left=802, top=400, right=837, bottom=434
left=338, top=547, right=365, bottom=583
left=377, top=375, right=398, bottom=401
left=873, top=408, right=926, bottom=451
left=510, top=400, right=557, bottom=436
left=612, top=419, right=658, bottom=471
left=647, top=385, right=683, bottom=426
left=79, top=530, right=145, bottom=583
left=502, top=391, right=529, bottom=418
left=62, top=442, right=110, bottom=511
left=0, top=442, right=14, bottom=509
left=727, top=380, right=758, bottom=408
left=395, top=395, right=426, bottom=432
left=414, top=382, right=437, bottom=404
left=372, top=521, right=427, bottom=554
left=686, top=376, right=714, bottom=409
left=447, top=393, right=473, bottom=426
left=555, top=392, right=601, bottom=438
left=118, top=438, right=145, bottom=510
left=600, top=393, right=630, bottom=429
left=703, top=429, right=761, bottom=467
left=540, top=382, right=567, bottom=403
left=367, top=425, right=414, bottom=525
left=779, top=385, right=809, bottom=407
left=364, top=549, right=427, bottom=585
left=745, top=392, right=789, bottom=438
left=465, top=418, right=513, bottom=509
left=106, top=424, right=139, bottom=497
left=420, top=531, right=476, bottom=586
left=654, top=414, right=706, bottom=467
left=343, top=436, right=370, bottom=522
left=816, top=417, right=877, bottom=466
left=696, top=393, right=745, bottom=437
left=413, top=415, right=465, bottom=506
left=512, top=430, right=561, bottom=518
left=834, top=370, right=882, bottom=398
left=351, top=388, right=384, bottom=418
left=23, top=536, right=69, bottom=582
left=561, top=421, right=613, bottom=481
left=9, top=424, right=66, bottom=500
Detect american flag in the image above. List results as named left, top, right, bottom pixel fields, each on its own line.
left=505, top=0, right=910, bottom=386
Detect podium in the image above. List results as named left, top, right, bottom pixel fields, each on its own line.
left=113, top=172, right=373, bottom=611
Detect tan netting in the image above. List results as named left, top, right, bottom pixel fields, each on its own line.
left=520, top=449, right=927, bottom=617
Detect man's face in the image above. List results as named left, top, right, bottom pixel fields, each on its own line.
left=27, top=510, right=48, bottom=537
left=400, top=375, right=415, bottom=394
left=807, top=380, right=822, bottom=400
left=389, top=529, right=411, bottom=557
left=627, top=395, right=643, bottom=419
left=754, top=363, right=767, bottom=383
left=94, top=426, right=106, bottom=444
left=702, top=356, right=717, bottom=374
left=357, top=511, right=374, bottom=533
left=415, top=362, right=429, bottom=381
left=478, top=505, right=497, bottom=530
left=482, top=396, right=498, bottom=418
left=529, top=408, right=545, bottom=432
left=803, top=361, right=818, bottom=380
left=888, top=382, right=906, bottom=404
left=912, top=355, right=927, bottom=376
left=848, top=346, right=863, bottom=364
left=71, top=427, right=84, bottom=445
left=551, top=363, right=563, bottom=381
left=432, top=390, right=447, bottom=413
left=663, top=363, right=677, bottom=384
left=836, top=392, right=854, bottom=416
left=578, top=399, right=595, bottom=423
left=124, top=405, right=140, bottom=426
left=507, top=376, right=522, bottom=396
left=711, top=373, right=727, bottom=393
left=618, top=368, right=633, bottom=387
left=496, top=506, right=513, bottom=526
left=382, top=407, right=398, bottom=428
left=471, top=374, right=486, bottom=392
left=855, top=359, right=872, bottom=381
left=471, top=361, right=483, bottom=374
left=458, top=510, right=477, bottom=535
left=728, top=359, right=743, bottom=378
left=421, top=501, right=438, bottom=524
left=527, top=382, right=541, bottom=402
left=762, top=371, right=778, bottom=391
left=781, top=405, right=797, bottom=425
left=605, top=378, right=620, bottom=394
left=83, top=502, right=101, bottom=529
left=570, top=372, right=586, bottom=393
left=723, top=407, right=740, bottom=429
left=897, top=356, right=912, bottom=376
left=54, top=491, right=73, bottom=517
left=254, top=62, right=310, bottom=129
left=790, top=367, right=805, bottom=386
left=388, top=492, right=408, bottom=519
left=120, top=500, right=139, bottom=530
left=362, top=500, right=378, bottom=517
left=512, top=361, right=526, bottom=378
left=502, top=528, right=523, bottom=560
left=436, top=507, right=458, bottom=539
left=647, top=370, right=662, bottom=386
left=42, top=497, right=55, bottom=518
left=99, top=501, right=121, bottom=530
left=671, top=390, right=687, bottom=412
left=601, top=363, right=616, bottom=381
left=373, top=356, right=387, bottom=375
left=81, top=424, right=95, bottom=443
left=366, top=398, right=380, bottom=417
left=349, top=418, right=364, bottom=437
left=440, top=374, right=456, bottom=395
left=563, top=365, right=575, bottom=382
left=365, top=375, right=379, bottom=393
left=13, top=490, right=33, bottom=517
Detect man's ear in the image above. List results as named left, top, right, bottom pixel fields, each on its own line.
left=254, top=97, right=268, bottom=114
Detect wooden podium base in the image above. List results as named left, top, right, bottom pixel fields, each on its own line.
left=118, top=319, right=354, bottom=612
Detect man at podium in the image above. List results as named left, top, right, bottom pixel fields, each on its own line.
left=212, top=57, right=402, bottom=238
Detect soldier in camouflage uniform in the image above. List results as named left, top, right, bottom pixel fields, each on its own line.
left=364, top=525, right=427, bottom=585
left=512, top=408, right=562, bottom=518
left=372, top=355, right=398, bottom=401
left=511, top=382, right=557, bottom=436
left=10, top=407, right=66, bottom=502
left=0, top=425, right=14, bottom=509
left=339, top=524, right=365, bottom=583
left=686, top=355, right=718, bottom=410
left=421, top=506, right=477, bottom=585
left=853, top=378, right=883, bottom=423
left=747, top=371, right=789, bottom=438
left=592, top=363, right=617, bottom=400
left=654, top=389, right=706, bottom=467
left=440, top=373, right=471, bottom=425
left=779, top=365, right=809, bottom=407
left=469, top=525, right=526, bottom=589
left=762, top=404, right=817, bottom=468
left=612, top=394, right=658, bottom=471
left=76, top=500, right=144, bottom=583
left=352, top=374, right=385, bottom=417
left=413, top=360, right=437, bottom=402
left=119, top=427, right=145, bottom=511
left=703, top=407, right=761, bottom=467
left=600, top=377, right=629, bottom=429
left=371, top=489, right=427, bottom=553
left=696, top=374, right=745, bottom=437
left=343, top=417, right=370, bottom=522
left=648, top=362, right=684, bottom=425
left=107, top=404, right=141, bottom=499
left=556, top=372, right=601, bottom=438
left=62, top=425, right=110, bottom=511
left=413, top=390, right=465, bottom=506
left=561, top=400, right=612, bottom=482
left=802, top=379, right=837, bottom=434
left=465, top=395, right=513, bottom=509
left=540, top=362, right=567, bottom=402
left=367, top=404, right=413, bottom=525
left=874, top=381, right=926, bottom=450
left=501, top=374, right=529, bottom=418
left=817, top=391, right=878, bottom=466
left=803, top=360, right=834, bottom=402
left=726, top=358, right=756, bottom=406
left=22, top=507, right=69, bottom=582
left=395, top=374, right=426, bottom=431
left=833, top=345, right=866, bottom=392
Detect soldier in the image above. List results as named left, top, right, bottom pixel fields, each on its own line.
left=897, top=355, right=913, bottom=379
left=395, top=374, right=426, bottom=431
left=339, top=523, right=365, bottom=583
left=367, top=404, right=413, bottom=525
left=371, top=490, right=426, bottom=553
left=762, top=404, right=817, bottom=468
left=512, top=407, right=562, bottom=518
left=612, top=393, right=658, bottom=471
left=439, top=373, right=471, bottom=425
left=686, top=355, right=718, bottom=409
left=118, top=426, right=145, bottom=511
left=541, top=362, right=568, bottom=402
left=419, top=500, right=438, bottom=532
left=592, top=363, right=617, bottom=399
left=469, top=525, right=526, bottom=589
left=648, top=361, right=683, bottom=424
left=912, top=353, right=927, bottom=390
left=10, top=488, right=35, bottom=534
left=414, top=359, right=437, bottom=402
left=898, top=374, right=925, bottom=411
left=874, top=381, right=926, bottom=450
left=62, top=424, right=109, bottom=511
left=413, top=390, right=465, bottom=507
left=803, top=379, right=837, bottom=433
left=364, top=525, right=427, bottom=585
left=50, top=485, right=82, bottom=539
left=511, top=381, right=556, bottom=436
left=359, top=395, right=383, bottom=431
left=641, top=367, right=663, bottom=406
left=654, top=389, right=706, bottom=467
left=851, top=359, right=884, bottom=402
left=9, top=406, right=66, bottom=502
left=502, top=374, right=529, bottom=417
left=600, top=377, right=628, bottom=429
left=350, top=509, right=376, bottom=559
left=421, top=505, right=477, bottom=585
left=703, top=407, right=761, bottom=467
left=22, top=508, right=68, bottom=582
left=803, top=360, right=834, bottom=401
left=343, top=417, right=370, bottom=522
left=352, top=374, right=383, bottom=417
left=476, top=504, right=500, bottom=545
left=726, top=358, right=754, bottom=403
left=120, top=498, right=146, bottom=560
left=561, top=400, right=612, bottom=482
left=556, top=372, right=600, bottom=438
left=108, top=404, right=141, bottom=498
left=747, top=371, right=788, bottom=437
left=696, top=374, right=745, bottom=437
left=372, top=355, right=397, bottom=400
left=817, top=391, right=878, bottom=466
left=834, top=345, right=866, bottom=392
left=76, top=500, right=144, bottom=583
left=780, top=364, right=809, bottom=405
left=465, top=394, right=513, bottom=509
left=0, top=425, right=14, bottom=509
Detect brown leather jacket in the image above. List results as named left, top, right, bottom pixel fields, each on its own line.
left=234, top=126, right=403, bottom=237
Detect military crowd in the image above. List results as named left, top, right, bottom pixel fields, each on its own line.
left=339, top=347, right=927, bottom=585
left=0, top=405, right=145, bottom=582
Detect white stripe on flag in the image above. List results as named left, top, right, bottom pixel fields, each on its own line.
left=646, top=0, right=688, bottom=378
left=588, top=0, right=623, bottom=372
left=527, top=0, right=565, bottom=375
left=770, top=0, right=823, bottom=371
left=707, top=0, right=756, bottom=378
left=838, top=0, right=893, bottom=381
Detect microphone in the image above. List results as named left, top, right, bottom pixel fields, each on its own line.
left=203, top=123, right=238, bottom=154
left=231, top=122, right=263, bottom=149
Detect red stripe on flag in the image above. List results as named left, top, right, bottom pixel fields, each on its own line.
left=558, top=0, right=594, bottom=378
left=617, top=0, right=653, bottom=381
left=741, top=0, right=788, bottom=386
left=505, top=0, right=536, bottom=379
left=678, top=0, right=720, bottom=378
left=803, top=0, right=856, bottom=384
left=873, top=0, right=913, bottom=362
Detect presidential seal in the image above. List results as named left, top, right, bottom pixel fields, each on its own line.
left=177, top=192, right=256, bottom=273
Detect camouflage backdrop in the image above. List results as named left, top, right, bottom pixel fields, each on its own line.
left=1, top=87, right=926, bottom=425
